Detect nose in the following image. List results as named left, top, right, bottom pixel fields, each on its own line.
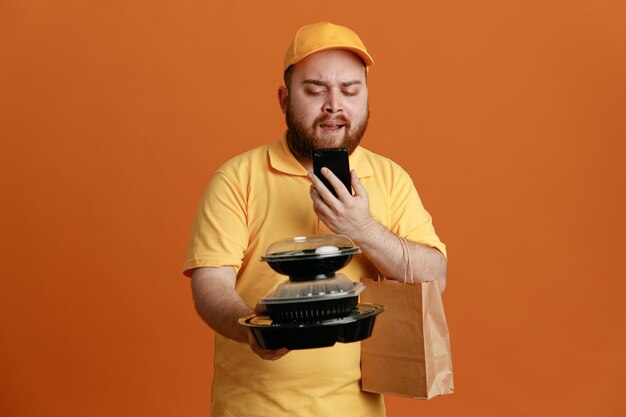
left=323, top=89, right=343, bottom=114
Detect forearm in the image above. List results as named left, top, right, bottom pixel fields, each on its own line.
left=308, top=169, right=447, bottom=292
left=350, top=219, right=447, bottom=291
left=191, top=267, right=251, bottom=343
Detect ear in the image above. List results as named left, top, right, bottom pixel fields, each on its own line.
left=277, top=86, right=288, bottom=114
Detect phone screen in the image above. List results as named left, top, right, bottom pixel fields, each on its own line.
left=312, top=148, right=351, bottom=198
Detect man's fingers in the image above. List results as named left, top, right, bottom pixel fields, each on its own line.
left=350, top=170, right=367, bottom=197
left=252, top=345, right=289, bottom=361
left=308, top=172, right=335, bottom=201
left=255, top=347, right=289, bottom=361
left=247, top=328, right=289, bottom=360
left=253, top=303, right=268, bottom=315
left=320, top=167, right=352, bottom=200
left=308, top=169, right=351, bottom=201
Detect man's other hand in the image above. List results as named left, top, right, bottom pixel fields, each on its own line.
left=247, top=304, right=289, bottom=360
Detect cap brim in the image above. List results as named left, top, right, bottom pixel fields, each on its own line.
left=285, top=45, right=374, bottom=71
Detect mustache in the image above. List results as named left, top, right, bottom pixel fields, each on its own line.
left=314, top=114, right=350, bottom=126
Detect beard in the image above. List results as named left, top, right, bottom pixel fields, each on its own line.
left=285, top=105, right=369, bottom=161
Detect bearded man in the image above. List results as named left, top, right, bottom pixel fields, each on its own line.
left=183, top=22, right=447, bottom=417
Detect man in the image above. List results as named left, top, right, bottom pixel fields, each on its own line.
left=184, top=22, right=447, bottom=417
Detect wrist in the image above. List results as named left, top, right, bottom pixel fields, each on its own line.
left=233, top=307, right=254, bottom=343
left=348, top=217, right=382, bottom=248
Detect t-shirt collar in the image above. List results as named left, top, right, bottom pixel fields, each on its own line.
left=268, top=134, right=374, bottom=178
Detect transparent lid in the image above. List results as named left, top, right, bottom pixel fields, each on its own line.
left=261, top=234, right=360, bottom=261
left=261, top=274, right=365, bottom=304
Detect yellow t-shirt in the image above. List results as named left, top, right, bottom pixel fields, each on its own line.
left=184, top=137, right=446, bottom=417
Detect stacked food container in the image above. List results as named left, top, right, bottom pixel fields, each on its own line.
left=239, top=235, right=384, bottom=350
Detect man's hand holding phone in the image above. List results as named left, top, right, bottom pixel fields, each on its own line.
left=307, top=167, right=376, bottom=240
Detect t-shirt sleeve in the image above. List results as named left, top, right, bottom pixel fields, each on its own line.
left=389, top=167, right=447, bottom=259
left=182, top=171, right=248, bottom=277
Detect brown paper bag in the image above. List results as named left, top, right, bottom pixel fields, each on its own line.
left=360, top=239, right=454, bottom=399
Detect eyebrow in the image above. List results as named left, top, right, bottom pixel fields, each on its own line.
left=302, top=79, right=362, bottom=87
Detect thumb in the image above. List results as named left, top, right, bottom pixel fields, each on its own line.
left=254, top=303, right=268, bottom=315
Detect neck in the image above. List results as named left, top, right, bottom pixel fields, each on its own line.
left=285, top=134, right=313, bottom=172
left=298, top=157, right=313, bottom=172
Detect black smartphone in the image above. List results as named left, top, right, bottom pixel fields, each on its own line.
left=312, top=148, right=352, bottom=198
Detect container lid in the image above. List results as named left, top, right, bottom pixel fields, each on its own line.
left=260, top=234, right=360, bottom=262
left=261, top=273, right=365, bottom=304
left=241, top=303, right=384, bottom=328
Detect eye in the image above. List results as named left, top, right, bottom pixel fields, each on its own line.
left=306, top=89, right=324, bottom=96
left=342, top=89, right=359, bottom=96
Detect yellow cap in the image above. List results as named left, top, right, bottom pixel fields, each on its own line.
left=283, top=22, right=374, bottom=71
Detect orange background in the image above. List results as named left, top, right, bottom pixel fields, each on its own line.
left=1, top=1, right=625, bottom=416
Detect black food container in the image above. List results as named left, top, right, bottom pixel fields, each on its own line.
left=240, top=303, right=384, bottom=350
left=261, top=274, right=365, bottom=322
left=241, top=235, right=385, bottom=349
left=260, top=235, right=360, bottom=281
left=259, top=235, right=365, bottom=322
